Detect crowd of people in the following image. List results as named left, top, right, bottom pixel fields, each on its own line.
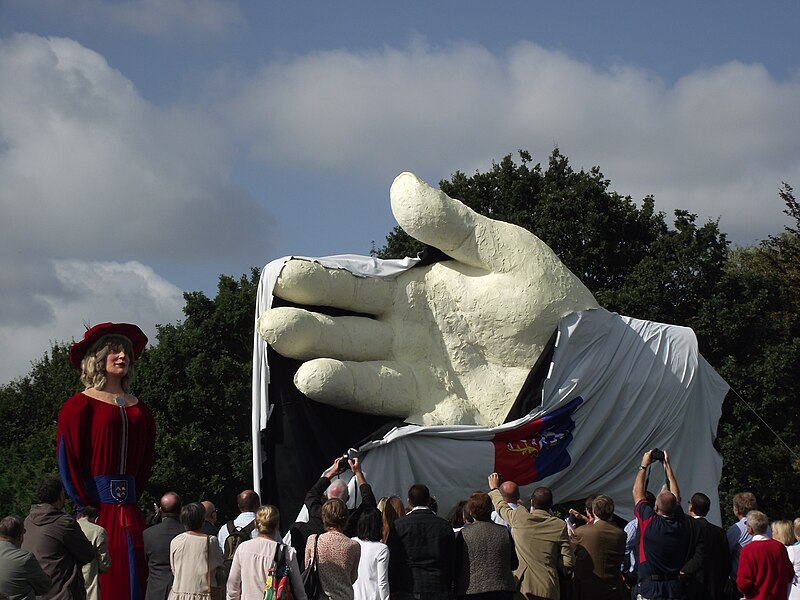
left=2, top=450, right=800, bottom=600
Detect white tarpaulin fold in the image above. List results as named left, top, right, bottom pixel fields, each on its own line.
left=350, top=308, right=728, bottom=523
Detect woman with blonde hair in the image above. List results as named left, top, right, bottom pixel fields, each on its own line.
left=773, top=519, right=800, bottom=599
left=305, top=498, right=361, bottom=600
left=227, top=505, right=307, bottom=600
left=380, top=496, right=406, bottom=544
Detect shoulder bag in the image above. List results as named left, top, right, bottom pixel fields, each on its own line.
left=264, top=542, right=293, bottom=600
left=301, top=534, right=321, bottom=600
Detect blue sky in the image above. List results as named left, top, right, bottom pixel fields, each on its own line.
left=1, top=0, right=799, bottom=383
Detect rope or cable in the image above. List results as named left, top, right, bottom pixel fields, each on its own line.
left=729, top=387, right=799, bottom=461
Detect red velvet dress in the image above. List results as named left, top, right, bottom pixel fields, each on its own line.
left=57, top=392, right=156, bottom=600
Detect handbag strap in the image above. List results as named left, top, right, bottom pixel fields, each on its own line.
left=310, top=533, right=319, bottom=568
left=270, top=542, right=281, bottom=574
left=275, top=542, right=287, bottom=570
left=206, top=534, right=212, bottom=593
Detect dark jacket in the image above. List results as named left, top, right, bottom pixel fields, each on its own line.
left=143, top=516, right=185, bottom=600
left=387, top=507, right=455, bottom=594
left=295, top=476, right=377, bottom=561
left=0, top=539, right=53, bottom=600
left=305, top=476, right=377, bottom=537
left=22, top=503, right=94, bottom=600
left=455, top=520, right=517, bottom=595
left=681, top=516, right=730, bottom=600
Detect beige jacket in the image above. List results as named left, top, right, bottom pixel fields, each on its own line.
left=78, top=519, right=111, bottom=600
left=489, top=489, right=573, bottom=600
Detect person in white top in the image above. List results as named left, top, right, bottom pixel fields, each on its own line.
left=351, top=509, right=389, bottom=600
left=789, top=519, right=800, bottom=600
left=772, top=519, right=800, bottom=600
left=218, top=490, right=260, bottom=553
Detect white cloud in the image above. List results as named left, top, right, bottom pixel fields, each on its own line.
left=14, top=0, right=243, bottom=37
left=0, top=260, right=184, bottom=385
left=230, top=39, right=800, bottom=243
left=0, top=34, right=271, bottom=262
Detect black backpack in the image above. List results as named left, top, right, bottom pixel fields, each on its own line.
left=222, top=518, right=256, bottom=575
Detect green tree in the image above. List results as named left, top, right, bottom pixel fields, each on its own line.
left=695, top=184, right=800, bottom=521
left=135, top=270, right=259, bottom=523
left=0, top=344, right=79, bottom=516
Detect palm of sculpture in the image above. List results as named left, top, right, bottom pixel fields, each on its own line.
left=258, top=172, right=598, bottom=426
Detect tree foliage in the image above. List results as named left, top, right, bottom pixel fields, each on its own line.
left=700, top=184, right=800, bottom=519
left=0, top=344, right=78, bottom=516
left=134, top=271, right=258, bottom=523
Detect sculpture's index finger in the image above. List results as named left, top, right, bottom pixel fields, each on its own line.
left=390, top=172, right=510, bottom=272
left=274, top=259, right=395, bottom=315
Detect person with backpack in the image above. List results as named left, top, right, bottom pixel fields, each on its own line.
left=219, top=490, right=260, bottom=577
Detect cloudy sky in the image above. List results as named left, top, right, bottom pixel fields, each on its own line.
left=1, top=1, right=799, bottom=385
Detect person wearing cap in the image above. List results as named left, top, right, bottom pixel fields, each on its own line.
left=57, top=322, right=156, bottom=600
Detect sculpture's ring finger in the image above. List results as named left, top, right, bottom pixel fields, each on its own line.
left=295, top=358, right=415, bottom=417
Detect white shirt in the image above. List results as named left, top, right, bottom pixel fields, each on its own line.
left=491, top=502, right=518, bottom=529
left=218, top=512, right=258, bottom=553
left=351, top=538, right=389, bottom=600
left=786, top=544, right=800, bottom=600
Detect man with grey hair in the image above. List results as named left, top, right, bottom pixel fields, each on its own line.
left=289, top=455, right=376, bottom=561
left=305, top=455, right=376, bottom=537
left=632, top=450, right=689, bottom=600
left=0, top=514, right=52, bottom=599
left=735, top=510, right=792, bottom=600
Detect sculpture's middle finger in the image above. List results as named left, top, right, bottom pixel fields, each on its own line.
left=258, top=307, right=393, bottom=362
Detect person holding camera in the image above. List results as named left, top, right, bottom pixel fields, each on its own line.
left=291, top=455, right=375, bottom=564
left=632, top=449, right=690, bottom=600
left=301, top=456, right=377, bottom=546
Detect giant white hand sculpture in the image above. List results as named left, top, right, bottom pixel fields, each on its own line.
left=258, top=173, right=599, bottom=426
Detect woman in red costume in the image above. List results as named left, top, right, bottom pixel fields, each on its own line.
left=58, top=322, right=156, bottom=600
